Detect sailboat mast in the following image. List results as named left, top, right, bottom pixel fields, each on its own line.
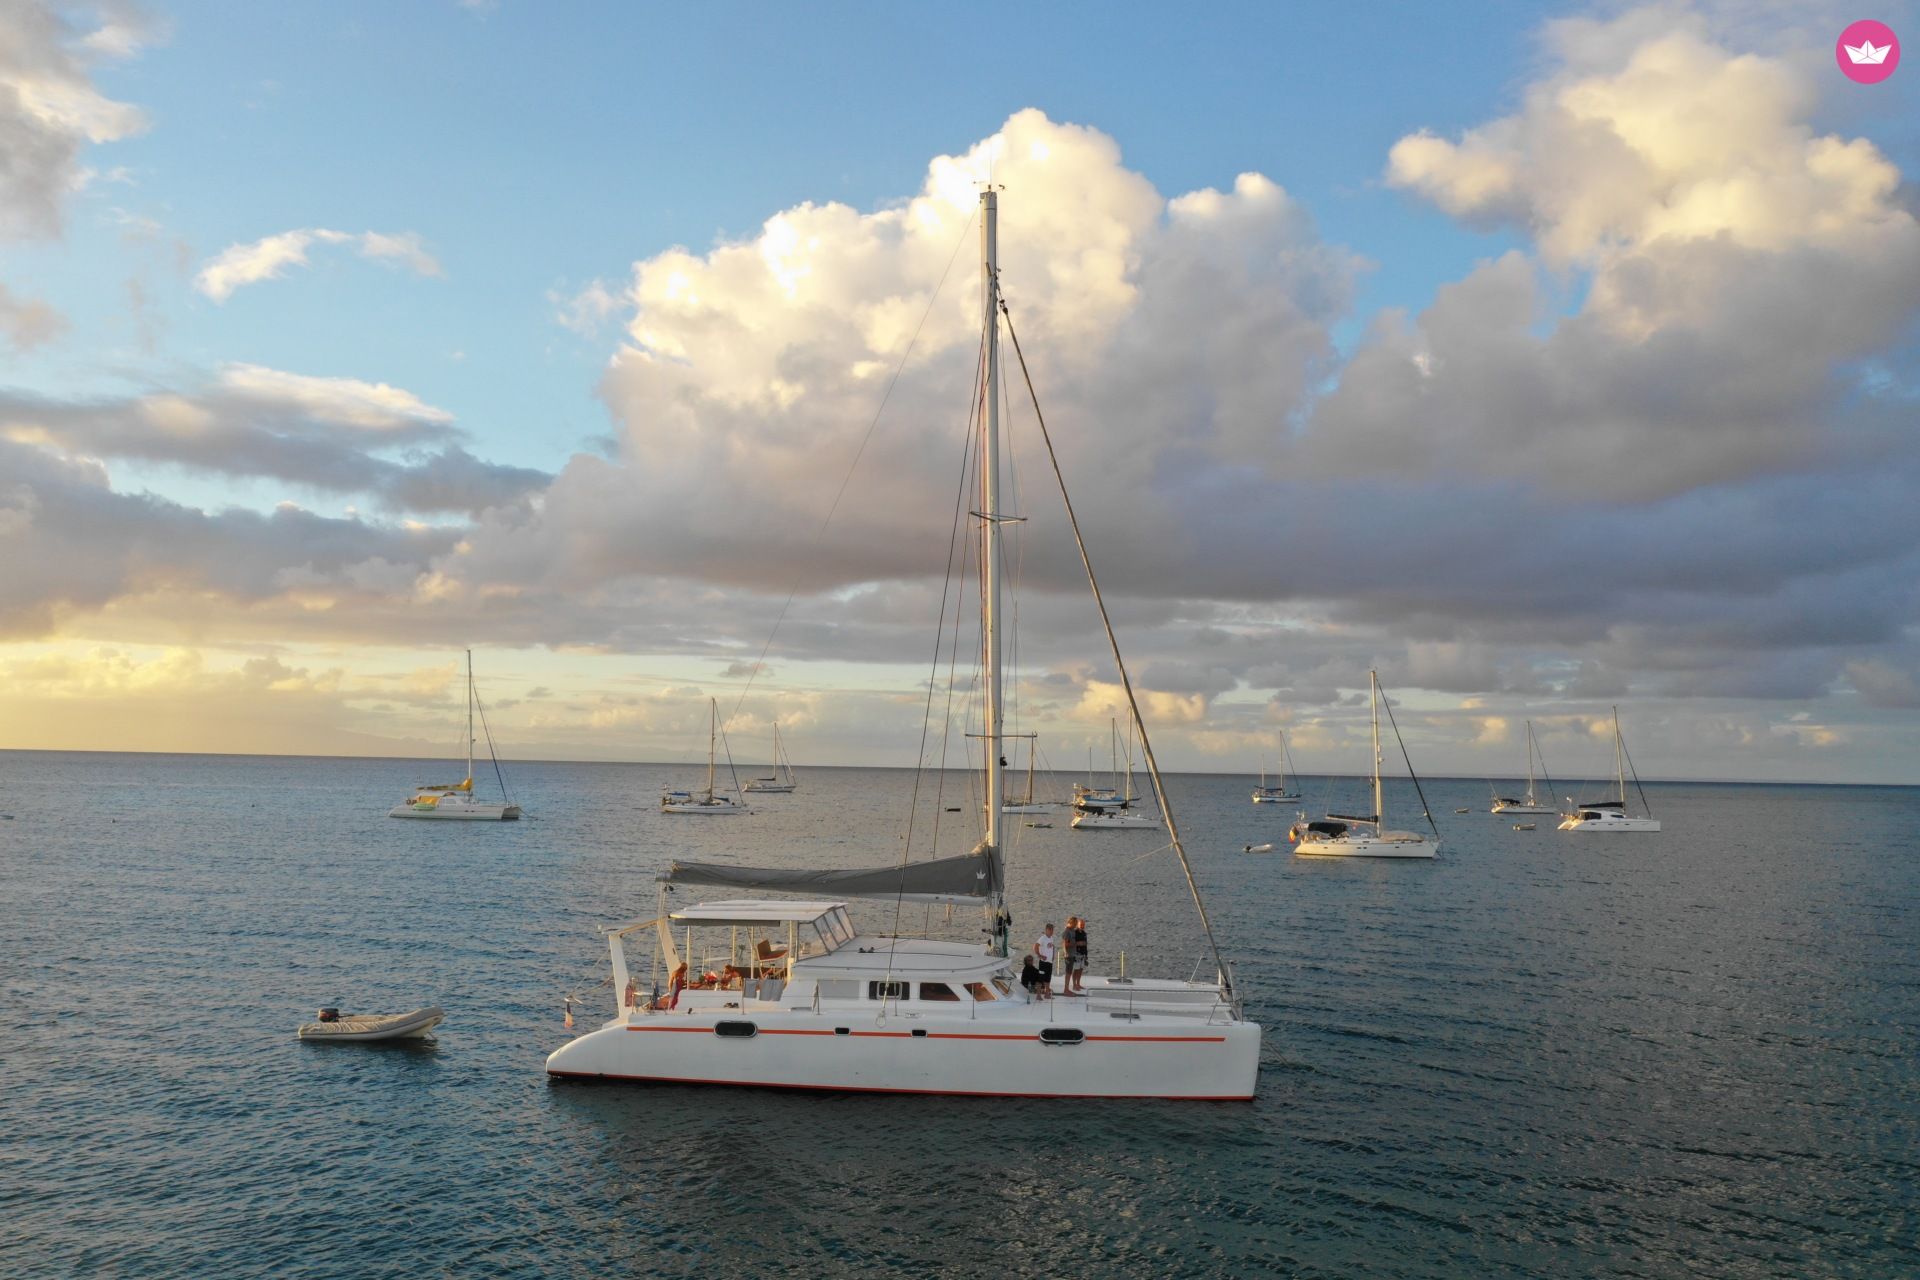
left=1371, top=671, right=1384, bottom=823
left=1525, top=720, right=1536, bottom=801
left=466, top=649, right=474, bottom=784
left=980, top=188, right=1005, bottom=857
left=1613, top=706, right=1625, bottom=807
left=707, top=699, right=718, bottom=800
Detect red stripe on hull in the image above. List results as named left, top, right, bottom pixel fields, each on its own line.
left=548, top=1069, right=1252, bottom=1101
left=622, top=1026, right=1227, bottom=1045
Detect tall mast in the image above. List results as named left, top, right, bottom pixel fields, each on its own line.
left=1613, top=706, right=1625, bottom=807
left=1370, top=670, right=1384, bottom=824
left=707, top=698, right=718, bottom=800
left=980, top=188, right=1005, bottom=859
left=1525, top=720, right=1536, bottom=801
left=466, top=649, right=474, bottom=785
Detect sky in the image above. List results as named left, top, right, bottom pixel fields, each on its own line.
left=2, top=0, right=1919, bottom=784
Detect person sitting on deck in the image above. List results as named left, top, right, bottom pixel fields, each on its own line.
left=1020, top=954, right=1049, bottom=999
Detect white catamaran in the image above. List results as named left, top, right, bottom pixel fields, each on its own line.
left=389, top=650, right=521, bottom=820
left=1291, top=672, right=1440, bottom=858
left=1490, top=719, right=1556, bottom=815
left=1251, top=729, right=1301, bottom=805
left=1071, top=717, right=1159, bottom=830
left=743, top=720, right=798, bottom=794
left=546, top=190, right=1259, bottom=1099
left=1558, top=708, right=1660, bottom=833
left=661, top=699, right=749, bottom=815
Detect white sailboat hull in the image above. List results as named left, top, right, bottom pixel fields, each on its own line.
left=743, top=782, right=795, bottom=794
left=661, top=802, right=749, bottom=816
left=1557, top=815, right=1661, bottom=832
left=547, top=987, right=1258, bottom=1100
left=1490, top=802, right=1556, bottom=815
left=1294, top=832, right=1438, bottom=859
left=1070, top=810, right=1159, bottom=830
left=1000, top=802, right=1054, bottom=814
left=389, top=799, right=520, bottom=820
left=1251, top=792, right=1299, bottom=805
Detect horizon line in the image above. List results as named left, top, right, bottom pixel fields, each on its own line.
left=0, top=744, right=1909, bottom=789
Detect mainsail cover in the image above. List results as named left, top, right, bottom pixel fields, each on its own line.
left=663, top=843, right=1003, bottom=905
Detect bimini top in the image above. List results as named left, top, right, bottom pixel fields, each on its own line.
left=666, top=899, right=851, bottom=928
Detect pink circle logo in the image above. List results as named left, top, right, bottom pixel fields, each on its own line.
left=1837, top=19, right=1899, bottom=83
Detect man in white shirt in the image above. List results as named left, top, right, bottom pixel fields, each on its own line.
left=1031, top=923, right=1058, bottom=995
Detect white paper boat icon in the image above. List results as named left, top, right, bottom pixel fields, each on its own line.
left=1844, top=40, right=1891, bottom=64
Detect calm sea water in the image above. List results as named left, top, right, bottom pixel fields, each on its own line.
left=1, top=750, right=1914, bottom=1278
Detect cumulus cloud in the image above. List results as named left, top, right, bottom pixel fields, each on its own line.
left=0, top=0, right=151, bottom=238
left=194, top=228, right=444, bottom=301
left=1358, top=18, right=1920, bottom=498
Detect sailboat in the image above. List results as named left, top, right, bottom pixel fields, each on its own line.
left=545, top=189, right=1260, bottom=1098
left=1251, top=730, right=1301, bottom=804
left=1490, top=720, right=1556, bottom=815
left=1558, top=708, right=1660, bottom=832
left=661, top=699, right=749, bottom=815
left=1291, top=672, right=1439, bottom=858
left=1072, top=716, right=1158, bottom=829
left=743, top=720, right=798, bottom=794
left=1000, top=738, right=1053, bottom=814
left=1071, top=725, right=1126, bottom=811
left=389, top=650, right=521, bottom=820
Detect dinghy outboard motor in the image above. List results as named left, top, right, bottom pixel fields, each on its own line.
left=316, top=1007, right=340, bottom=1022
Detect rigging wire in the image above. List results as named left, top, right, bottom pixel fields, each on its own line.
left=999, top=295, right=1237, bottom=1001
left=1619, top=723, right=1654, bottom=817
left=722, top=208, right=980, bottom=737
left=1376, top=678, right=1442, bottom=838
left=472, top=686, right=515, bottom=808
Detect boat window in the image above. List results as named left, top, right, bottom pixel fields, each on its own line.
left=868, top=980, right=907, bottom=1000
left=816, top=980, right=858, bottom=1001
left=965, top=982, right=997, bottom=1002
left=991, top=978, right=1012, bottom=996
left=918, top=982, right=961, bottom=1002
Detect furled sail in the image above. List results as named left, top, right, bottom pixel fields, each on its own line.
left=662, top=842, right=1003, bottom=905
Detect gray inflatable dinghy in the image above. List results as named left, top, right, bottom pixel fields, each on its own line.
left=297, top=1006, right=444, bottom=1041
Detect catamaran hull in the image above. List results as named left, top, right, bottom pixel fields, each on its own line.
left=388, top=804, right=520, bottom=820
left=545, top=1014, right=1260, bottom=1100
left=1070, top=813, right=1160, bottom=830
left=1294, top=836, right=1438, bottom=859
left=1557, top=817, right=1661, bottom=832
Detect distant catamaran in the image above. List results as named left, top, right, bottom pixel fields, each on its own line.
left=743, top=720, right=797, bottom=794
left=1558, top=708, right=1660, bottom=833
left=1291, top=671, right=1439, bottom=858
left=389, top=650, right=521, bottom=821
left=662, top=699, right=750, bottom=815
left=1491, top=720, right=1556, bottom=815
left=1251, top=729, right=1300, bottom=805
